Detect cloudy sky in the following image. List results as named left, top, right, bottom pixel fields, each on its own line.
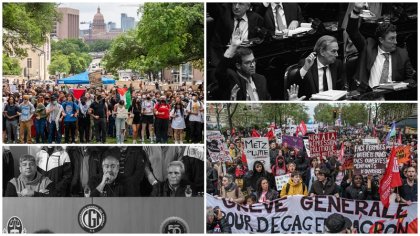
left=59, top=2, right=142, bottom=30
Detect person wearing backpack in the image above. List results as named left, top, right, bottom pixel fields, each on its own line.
left=280, top=171, right=308, bottom=197
left=61, top=94, right=78, bottom=143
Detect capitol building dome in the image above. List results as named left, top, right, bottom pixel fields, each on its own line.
left=92, top=6, right=106, bottom=34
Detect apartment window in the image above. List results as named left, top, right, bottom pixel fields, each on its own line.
left=27, top=58, right=32, bottom=68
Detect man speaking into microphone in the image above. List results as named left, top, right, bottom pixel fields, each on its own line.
left=88, top=152, right=126, bottom=197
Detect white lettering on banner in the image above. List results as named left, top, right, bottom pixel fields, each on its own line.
left=354, top=144, right=387, bottom=175
left=243, top=137, right=271, bottom=173
left=308, top=132, right=337, bottom=158
left=206, top=194, right=417, bottom=234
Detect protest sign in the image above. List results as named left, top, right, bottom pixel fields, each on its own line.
left=282, top=136, right=304, bottom=150
left=275, top=129, right=282, bottom=145
left=363, top=138, right=379, bottom=144
left=88, top=71, right=102, bottom=87
left=243, top=137, right=270, bottom=173
left=308, top=132, right=337, bottom=158
left=285, top=125, right=297, bottom=136
left=354, top=144, right=387, bottom=175
left=303, top=139, right=311, bottom=157
left=207, top=131, right=231, bottom=163
left=207, top=194, right=417, bottom=234
left=342, top=157, right=354, bottom=170
left=306, top=124, right=319, bottom=133
left=395, top=146, right=411, bottom=164
left=275, top=174, right=290, bottom=191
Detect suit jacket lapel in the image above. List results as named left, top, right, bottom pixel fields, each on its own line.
left=310, top=60, right=319, bottom=93
left=391, top=52, right=397, bottom=81
left=266, top=6, right=275, bottom=28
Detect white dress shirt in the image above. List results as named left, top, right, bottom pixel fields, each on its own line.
left=300, top=58, right=332, bottom=92
left=237, top=72, right=260, bottom=101
left=271, top=3, right=287, bottom=30
left=369, top=46, right=393, bottom=87
left=231, top=14, right=249, bottom=43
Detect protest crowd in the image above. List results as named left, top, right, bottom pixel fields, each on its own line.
left=2, top=80, right=204, bottom=144
left=207, top=122, right=417, bottom=233
left=3, top=146, right=204, bottom=197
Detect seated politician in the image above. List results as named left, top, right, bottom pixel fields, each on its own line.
left=294, top=35, right=347, bottom=99
left=263, top=3, right=304, bottom=34
left=5, top=155, right=55, bottom=197
left=346, top=2, right=416, bottom=90
left=151, top=161, right=195, bottom=197
left=214, top=34, right=271, bottom=101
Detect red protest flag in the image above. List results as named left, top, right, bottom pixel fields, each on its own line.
left=241, top=152, right=247, bottom=164
left=372, top=127, right=377, bottom=137
left=73, top=88, right=86, bottom=100
left=379, top=147, right=402, bottom=208
left=338, top=142, right=345, bottom=164
left=265, top=129, right=274, bottom=140
left=296, top=121, right=307, bottom=136
left=251, top=129, right=261, bottom=137
left=231, top=128, right=236, bottom=136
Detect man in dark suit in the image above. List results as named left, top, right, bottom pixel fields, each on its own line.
left=214, top=34, right=271, bottom=101
left=209, top=3, right=264, bottom=67
left=346, top=3, right=415, bottom=89
left=295, top=35, right=347, bottom=99
left=263, top=3, right=304, bottom=34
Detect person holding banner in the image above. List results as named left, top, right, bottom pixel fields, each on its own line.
left=255, top=177, right=279, bottom=203
left=218, top=174, right=244, bottom=204
left=280, top=171, right=308, bottom=197
left=344, top=174, right=377, bottom=200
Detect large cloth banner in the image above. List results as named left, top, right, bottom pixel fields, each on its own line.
left=308, top=132, right=337, bottom=158
left=306, top=124, right=319, bottom=133
left=206, top=194, right=417, bottom=234
left=282, top=136, right=303, bottom=150
left=243, top=137, right=270, bottom=173
left=207, top=131, right=231, bottom=163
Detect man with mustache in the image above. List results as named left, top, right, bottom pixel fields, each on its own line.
left=88, top=153, right=126, bottom=197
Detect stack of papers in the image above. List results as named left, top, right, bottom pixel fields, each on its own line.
left=311, top=90, right=348, bottom=101
left=275, top=25, right=312, bottom=37
left=377, top=82, right=409, bottom=90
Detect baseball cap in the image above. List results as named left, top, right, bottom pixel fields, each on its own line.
left=324, top=213, right=352, bottom=233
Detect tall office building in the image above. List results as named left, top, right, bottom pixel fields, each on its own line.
left=53, top=7, right=79, bottom=39
left=121, top=13, right=135, bottom=32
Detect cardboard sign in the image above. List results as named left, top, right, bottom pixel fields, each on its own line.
left=308, top=132, right=337, bottom=158
left=354, top=144, right=387, bottom=175
left=275, top=174, right=290, bottom=191
left=89, top=71, right=102, bottom=87
left=207, top=131, right=231, bottom=163
left=243, top=137, right=271, bottom=173
left=285, top=125, right=297, bottom=136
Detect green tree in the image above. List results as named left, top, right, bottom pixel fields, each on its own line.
left=2, top=54, right=22, bottom=75
left=261, top=104, right=309, bottom=125
left=3, top=3, right=61, bottom=57
left=87, top=40, right=112, bottom=52
left=377, top=104, right=416, bottom=123
left=341, top=104, right=368, bottom=126
left=51, top=39, right=90, bottom=55
left=314, top=104, right=334, bottom=124
left=137, top=3, right=204, bottom=70
left=48, top=53, right=70, bottom=75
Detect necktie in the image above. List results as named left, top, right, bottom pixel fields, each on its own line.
left=379, top=53, right=390, bottom=84
left=323, top=66, right=329, bottom=91
left=275, top=4, right=286, bottom=31
left=234, top=18, right=243, bottom=32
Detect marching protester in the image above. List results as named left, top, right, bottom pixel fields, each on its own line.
left=206, top=102, right=418, bottom=233
left=2, top=81, right=204, bottom=144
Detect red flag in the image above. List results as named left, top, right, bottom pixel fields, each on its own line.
left=379, top=147, right=403, bottom=208
left=231, top=128, right=236, bottom=136
left=73, top=88, right=86, bottom=100
left=372, top=127, right=377, bottom=137
left=251, top=129, right=261, bottom=137
left=338, top=142, right=345, bottom=164
left=397, top=132, right=402, bottom=144
left=241, top=152, right=247, bottom=164
left=265, top=129, right=274, bottom=140
left=296, top=121, right=307, bottom=136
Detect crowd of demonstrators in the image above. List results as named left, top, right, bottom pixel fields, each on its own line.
left=207, top=124, right=418, bottom=230
left=2, top=81, right=204, bottom=144
left=3, top=146, right=204, bottom=197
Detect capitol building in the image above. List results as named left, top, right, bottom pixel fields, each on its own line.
left=82, top=7, right=123, bottom=42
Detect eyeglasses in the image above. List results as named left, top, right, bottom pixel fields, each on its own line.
left=103, top=164, right=119, bottom=169
left=168, top=171, right=181, bottom=176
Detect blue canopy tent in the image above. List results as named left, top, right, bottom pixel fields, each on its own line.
left=57, top=71, right=115, bottom=85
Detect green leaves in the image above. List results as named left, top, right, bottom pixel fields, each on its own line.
left=3, top=3, right=60, bottom=58
left=49, top=39, right=92, bottom=75
left=3, top=53, right=22, bottom=75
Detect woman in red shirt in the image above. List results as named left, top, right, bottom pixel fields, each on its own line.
left=154, top=96, right=171, bottom=143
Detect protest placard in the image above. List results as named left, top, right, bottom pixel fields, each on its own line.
left=275, top=174, right=290, bottom=191
left=306, top=124, right=319, bottom=133
left=282, top=136, right=304, bottom=150
left=207, top=194, right=417, bottom=234
left=354, top=144, right=387, bottom=175
left=275, top=129, right=282, bottom=145
left=89, top=71, right=102, bottom=87
left=207, top=131, right=231, bottom=163
left=285, top=125, right=297, bottom=136
left=243, top=137, right=270, bottom=173
left=362, top=138, right=379, bottom=144
left=303, top=139, right=311, bottom=157
left=308, top=132, right=337, bottom=158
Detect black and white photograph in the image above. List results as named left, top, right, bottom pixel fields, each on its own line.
left=207, top=2, right=417, bottom=101
left=3, top=145, right=204, bottom=233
